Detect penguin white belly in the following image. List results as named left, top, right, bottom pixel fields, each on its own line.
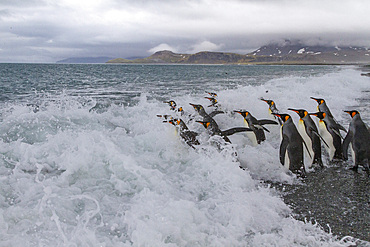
left=349, top=143, right=356, bottom=164
left=244, top=119, right=258, bottom=146
left=284, top=149, right=290, bottom=170
left=318, top=121, right=335, bottom=161
left=297, top=120, right=314, bottom=167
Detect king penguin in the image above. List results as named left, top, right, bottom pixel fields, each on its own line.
left=195, top=120, right=252, bottom=143
left=288, top=108, right=324, bottom=168
left=273, top=113, right=306, bottom=176
left=342, top=110, right=370, bottom=173
left=189, top=103, right=224, bottom=134
left=168, top=118, right=200, bottom=148
left=309, top=112, right=343, bottom=161
left=310, top=97, right=347, bottom=132
left=260, top=98, right=283, bottom=125
left=234, top=110, right=278, bottom=146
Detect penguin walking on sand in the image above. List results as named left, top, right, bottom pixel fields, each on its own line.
left=273, top=113, right=306, bottom=176
left=168, top=118, right=200, bottom=148
left=288, top=108, right=324, bottom=168
left=309, top=112, right=344, bottom=161
left=234, top=110, right=278, bottom=146
left=342, top=110, right=370, bottom=173
left=260, top=98, right=283, bottom=125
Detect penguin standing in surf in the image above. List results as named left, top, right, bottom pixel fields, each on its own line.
left=261, top=98, right=283, bottom=125
left=288, top=108, right=324, bottom=168
left=195, top=120, right=252, bottom=143
left=309, top=112, right=344, bottom=161
left=310, top=97, right=347, bottom=133
left=189, top=103, right=223, bottom=133
left=342, top=110, right=370, bottom=174
left=273, top=113, right=306, bottom=176
left=234, top=110, right=278, bottom=146
left=168, top=118, right=200, bottom=148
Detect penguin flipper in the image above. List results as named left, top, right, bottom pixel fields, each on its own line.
left=209, top=110, right=224, bottom=118
left=330, top=127, right=344, bottom=139
left=302, top=138, right=312, bottom=160
left=221, top=127, right=253, bottom=136
left=254, top=124, right=270, bottom=133
left=310, top=128, right=330, bottom=148
left=342, top=132, right=352, bottom=161
left=257, top=119, right=279, bottom=126
left=334, top=120, right=347, bottom=133
left=280, top=135, right=289, bottom=165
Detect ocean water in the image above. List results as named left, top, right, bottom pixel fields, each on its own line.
left=0, top=63, right=368, bottom=246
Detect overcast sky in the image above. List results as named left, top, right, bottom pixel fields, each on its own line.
left=1, top=0, right=369, bottom=63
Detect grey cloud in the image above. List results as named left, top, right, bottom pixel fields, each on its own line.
left=0, top=0, right=369, bottom=62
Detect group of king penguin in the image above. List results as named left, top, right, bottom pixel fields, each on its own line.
left=158, top=91, right=370, bottom=177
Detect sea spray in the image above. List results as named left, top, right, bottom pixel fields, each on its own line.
left=0, top=64, right=367, bottom=246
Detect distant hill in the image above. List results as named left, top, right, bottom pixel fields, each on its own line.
left=107, top=41, right=370, bottom=65
left=57, top=57, right=113, bottom=64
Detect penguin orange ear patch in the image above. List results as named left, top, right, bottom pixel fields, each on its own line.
left=285, top=116, right=289, bottom=121
left=206, top=122, right=210, bottom=128
left=351, top=111, right=357, bottom=118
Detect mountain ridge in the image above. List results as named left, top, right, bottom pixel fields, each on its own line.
left=107, top=41, right=370, bottom=65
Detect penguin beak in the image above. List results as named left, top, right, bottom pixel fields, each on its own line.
left=308, top=112, right=318, bottom=116
left=310, top=97, right=322, bottom=104
left=272, top=113, right=281, bottom=118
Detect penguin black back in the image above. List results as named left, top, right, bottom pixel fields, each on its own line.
left=343, top=110, right=370, bottom=173
left=273, top=113, right=306, bottom=176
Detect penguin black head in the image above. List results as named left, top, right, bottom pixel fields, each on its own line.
left=195, top=120, right=211, bottom=129
left=272, top=113, right=291, bottom=122
left=344, top=110, right=359, bottom=118
left=205, top=91, right=217, bottom=97
left=168, top=118, right=180, bottom=126
left=260, top=98, right=275, bottom=107
left=205, top=97, right=217, bottom=104
left=189, top=103, right=204, bottom=112
left=164, top=100, right=177, bottom=110
left=310, top=97, right=325, bottom=105
left=309, top=112, right=326, bottom=120
left=288, top=108, right=308, bottom=119
left=234, top=110, right=249, bottom=118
